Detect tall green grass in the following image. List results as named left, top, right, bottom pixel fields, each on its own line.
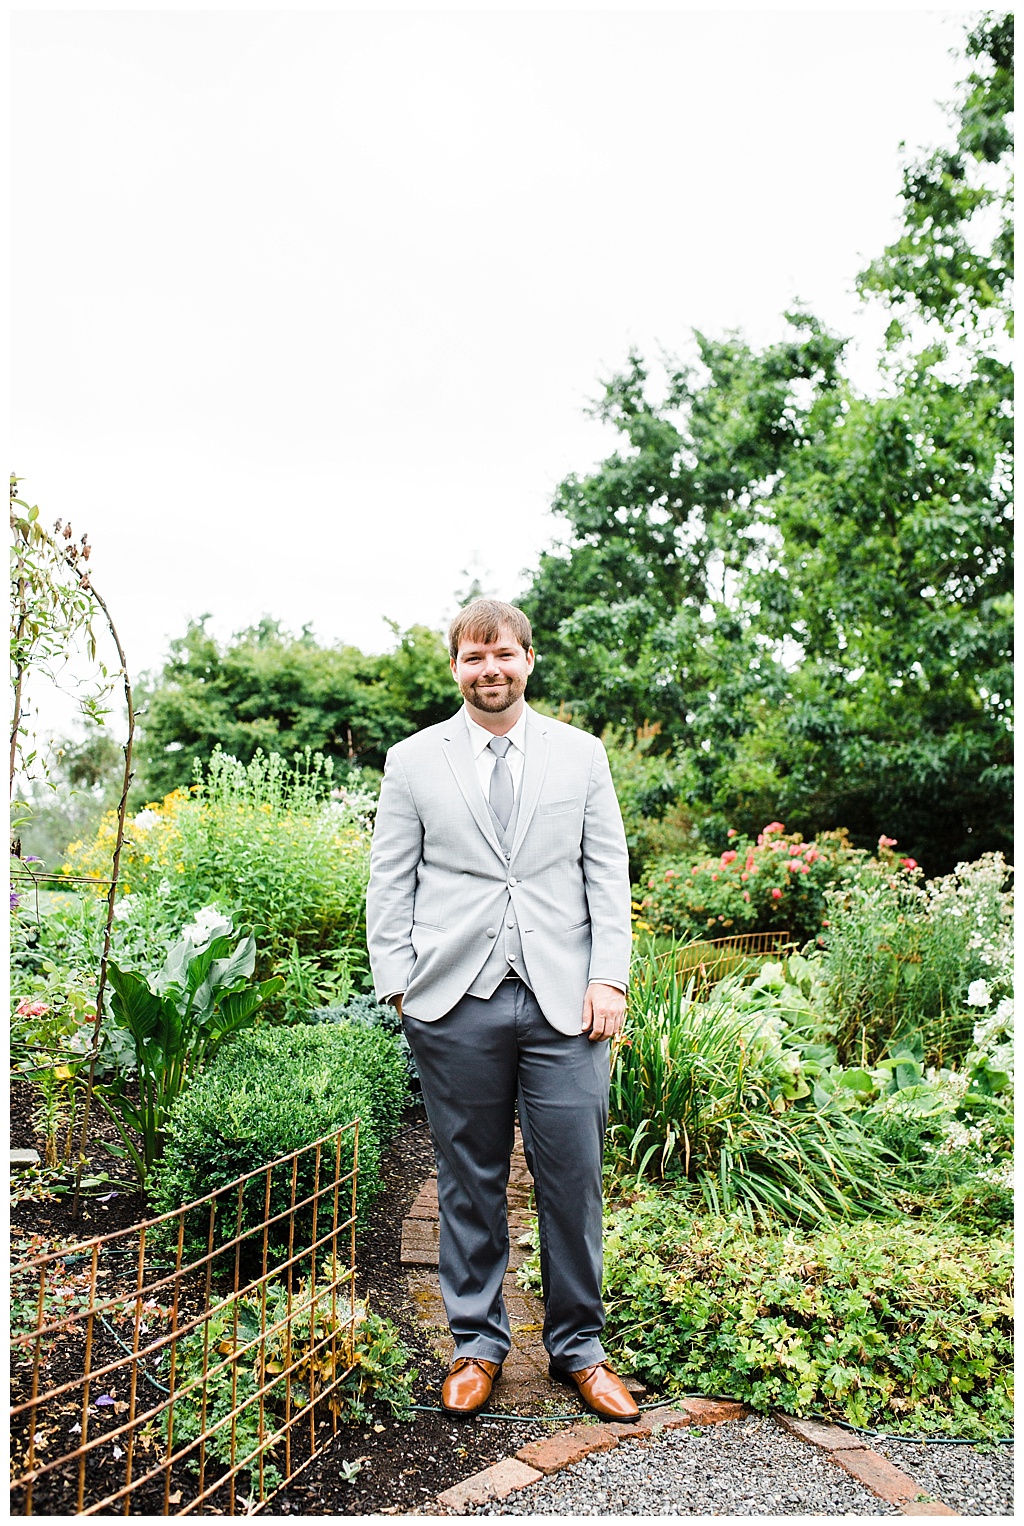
left=611, top=954, right=896, bottom=1225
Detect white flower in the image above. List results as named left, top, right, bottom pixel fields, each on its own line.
left=966, top=979, right=991, bottom=1008
left=181, top=905, right=231, bottom=943
left=132, top=809, right=160, bottom=832
left=111, top=895, right=135, bottom=922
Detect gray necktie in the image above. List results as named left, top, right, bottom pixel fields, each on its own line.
left=488, top=736, right=514, bottom=830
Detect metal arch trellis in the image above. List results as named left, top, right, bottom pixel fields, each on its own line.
left=654, top=929, right=798, bottom=993
left=10, top=1122, right=361, bottom=1516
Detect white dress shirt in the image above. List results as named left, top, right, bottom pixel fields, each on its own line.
left=464, top=705, right=528, bottom=806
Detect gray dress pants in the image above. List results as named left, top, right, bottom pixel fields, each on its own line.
left=402, top=978, right=609, bottom=1370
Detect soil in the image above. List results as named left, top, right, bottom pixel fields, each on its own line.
left=10, top=1080, right=555, bottom=1516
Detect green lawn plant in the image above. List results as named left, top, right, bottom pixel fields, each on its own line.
left=62, top=747, right=374, bottom=1016
left=95, top=912, right=283, bottom=1181
left=578, top=1195, right=1013, bottom=1440
left=611, top=951, right=896, bottom=1225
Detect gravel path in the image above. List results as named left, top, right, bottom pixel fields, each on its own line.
left=872, top=1435, right=1014, bottom=1517
left=467, top=1414, right=1015, bottom=1516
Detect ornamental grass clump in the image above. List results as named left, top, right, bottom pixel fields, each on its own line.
left=610, top=954, right=895, bottom=1225
left=590, top=1195, right=1013, bottom=1440
left=635, top=822, right=868, bottom=944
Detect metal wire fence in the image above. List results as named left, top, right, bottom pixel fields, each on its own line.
left=658, top=929, right=797, bottom=992
left=10, top=1122, right=359, bottom=1516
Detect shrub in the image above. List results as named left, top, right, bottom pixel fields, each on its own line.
left=635, top=823, right=868, bottom=944
left=610, top=957, right=896, bottom=1224
left=62, top=748, right=376, bottom=1011
left=308, top=994, right=419, bottom=1087
left=821, top=852, right=1013, bottom=1066
left=567, top=1197, right=1013, bottom=1438
left=149, top=1024, right=409, bottom=1252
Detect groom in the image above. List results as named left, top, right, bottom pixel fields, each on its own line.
left=366, top=599, right=638, bottom=1420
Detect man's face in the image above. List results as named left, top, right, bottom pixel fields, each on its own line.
left=451, top=627, right=535, bottom=714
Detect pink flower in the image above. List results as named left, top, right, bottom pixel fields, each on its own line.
left=664, top=870, right=677, bottom=880
left=742, top=891, right=750, bottom=901
left=789, top=845, right=802, bottom=856
left=711, top=873, right=718, bottom=880
left=901, top=857, right=917, bottom=870
left=691, top=867, right=699, bottom=876
left=726, top=828, right=737, bottom=838
left=741, top=872, right=749, bottom=882
left=763, top=822, right=785, bottom=836
left=648, top=878, right=656, bottom=888
left=16, top=999, right=49, bottom=1018
left=800, top=863, right=811, bottom=873
left=720, top=850, right=737, bottom=865
left=771, top=888, right=783, bottom=900
left=879, top=835, right=898, bottom=849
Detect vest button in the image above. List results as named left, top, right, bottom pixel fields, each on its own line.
left=508, top=877, right=518, bottom=887
left=486, top=927, right=496, bottom=938
left=506, top=920, right=514, bottom=929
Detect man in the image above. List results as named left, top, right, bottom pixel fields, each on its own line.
left=366, top=598, right=638, bottom=1420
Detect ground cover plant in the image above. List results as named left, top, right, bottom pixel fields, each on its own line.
left=587, top=1196, right=1013, bottom=1440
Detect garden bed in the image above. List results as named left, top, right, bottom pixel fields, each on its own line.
left=10, top=1082, right=552, bottom=1515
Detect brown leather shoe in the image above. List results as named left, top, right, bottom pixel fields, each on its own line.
left=441, top=1356, right=502, bottom=1416
left=550, top=1360, right=640, bottom=1420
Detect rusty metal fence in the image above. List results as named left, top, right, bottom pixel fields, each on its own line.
left=10, top=1122, right=360, bottom=1516
left=658, top=930, right=797, bottom=992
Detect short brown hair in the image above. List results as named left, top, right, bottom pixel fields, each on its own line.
left=447, top=599, right=533, bottom=662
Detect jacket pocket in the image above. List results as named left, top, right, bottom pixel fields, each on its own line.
left=412, top=919, right=447, bottom=933
left=539, top=797, right=579, bottom=815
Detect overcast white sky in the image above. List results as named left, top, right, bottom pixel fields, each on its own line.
left=11, top=3, right=972, bottom=739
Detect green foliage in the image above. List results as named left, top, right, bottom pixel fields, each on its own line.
left=136, top=615, right=454, bottom=797
left=64, top=748, right=376, bottom=1009
left=163, top=1282, right=415, bottom=1498
left=636, top=822, right=868, bottom=943
left=95, top=914, right=284, bottom=1180
left=519, top=19, right=1013, bottom=874
left=149, top=1024, right=409, bottom=1252
left=820, top=852, right=1013, bottom=1066
left=601, top=725, right=699, bottom=880
left=857, top=14, right=1013, bottom=340
left=611, top=957, right=896, bottom=1225
left=584, top=1196, right=1013, bottom=1439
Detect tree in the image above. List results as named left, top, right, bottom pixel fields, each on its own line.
left=136, top=616, right=455, bottom=797
left=519, top=15, right=1012, bottom=874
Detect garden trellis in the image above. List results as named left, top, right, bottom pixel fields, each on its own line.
left=10, top=1123, right=359, bottom=1516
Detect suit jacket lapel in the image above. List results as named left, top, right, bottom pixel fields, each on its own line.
left=441, top=712, right=507, bottom=865
left=509, top=708, right=549, bottom=862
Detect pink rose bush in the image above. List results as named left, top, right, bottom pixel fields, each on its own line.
left=635, top=823, right=875, bottom=944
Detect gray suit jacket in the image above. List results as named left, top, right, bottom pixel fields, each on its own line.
left=365, top=705, right=632, bottom=1035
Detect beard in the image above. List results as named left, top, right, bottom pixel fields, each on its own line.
left=460, top=673, right=526, bottom=713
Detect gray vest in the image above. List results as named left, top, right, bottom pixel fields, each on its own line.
left=466, top=786, right=533, bottom=998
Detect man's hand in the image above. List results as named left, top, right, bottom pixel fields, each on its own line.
left=581, top=982, right=626, bottom=1042
left=391, top=995, right=404, bottom=1019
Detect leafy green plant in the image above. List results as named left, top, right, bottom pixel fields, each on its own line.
left=63, top=748, right=374, bottom=1015
left=163, top=1278, right=415, bottom=1498
left=611, top=955, right=895, bottom=1224
left=570, top=1195, right=1013, bottom=1439
left=821, top=852, right=1013, bottom=1066
left=149, top=1023, right=409, bottom=1255
left=636, top=823, right=869, bottom=944
left=94, top=913, right=284, bottom=1180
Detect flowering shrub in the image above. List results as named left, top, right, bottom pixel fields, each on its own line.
left=821, top=851, right=1013, bottom=1067
left=62, top=748, right=375, bottom=1011
left=635, top=823, right=869, bottom=944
